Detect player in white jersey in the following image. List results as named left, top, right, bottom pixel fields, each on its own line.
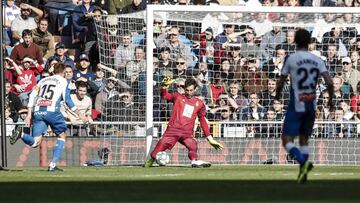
left=10, top=63, right=88, bottom=171
left=275, top=29, right=334, bottom=183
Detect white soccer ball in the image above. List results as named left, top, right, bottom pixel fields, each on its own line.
left=155, top=151, right=170, bottom=166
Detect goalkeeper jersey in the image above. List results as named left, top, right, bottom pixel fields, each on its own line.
left=161, top=89, right=206, bottom=134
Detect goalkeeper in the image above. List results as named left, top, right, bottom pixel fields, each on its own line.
left=144, top=77, right=224, bottom=168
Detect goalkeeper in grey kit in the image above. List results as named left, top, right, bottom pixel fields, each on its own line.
left=144, top=77, right=224, bottom=167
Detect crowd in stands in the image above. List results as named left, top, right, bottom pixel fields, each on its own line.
left=2, top=0, right=360, bottom=138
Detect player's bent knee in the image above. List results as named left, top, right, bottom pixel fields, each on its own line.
left=31, top=137, right=43, bottom=148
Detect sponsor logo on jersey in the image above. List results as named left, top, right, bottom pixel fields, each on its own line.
left=34, top=111, right=47, bottom=116
left=299, top=93, right=315, bottom=102
left=36, top=100, right=52, bottom=106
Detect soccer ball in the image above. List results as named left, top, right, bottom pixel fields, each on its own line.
left=155, top=151, right=170, bottom=166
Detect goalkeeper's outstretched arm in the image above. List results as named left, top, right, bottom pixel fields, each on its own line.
left=199, top=115, right=224, bottom=150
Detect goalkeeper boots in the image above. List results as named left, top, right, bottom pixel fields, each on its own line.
left=191, top=160, right=211, bottom=168
left=144, top=158, right=155, bottom=168
left=297, top=161, right=313, bottom=184
left=10, top=126, right=23, bottom=145
left=48, top=166, right=64, bottom=172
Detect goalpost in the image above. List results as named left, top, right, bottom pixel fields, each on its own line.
left=95, top=6, right=360, bottom=166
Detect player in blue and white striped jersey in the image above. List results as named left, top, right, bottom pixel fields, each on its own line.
left=275, top=29, right=334, bottom=183
left=10, top=63, right=88, bottom=172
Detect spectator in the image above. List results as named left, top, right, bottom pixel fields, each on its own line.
left=197, top=27, right=215, bottom=64
left=241, top=56, right=267, bottom=95
left=125, top=46, right=146, bottom=85
left=73, top=53, right=95, bottom=81
left=239, top=92, right=266, bottom=137
left=312, top=13, right=336, bottom=43
left=340, top=100, right=355, bottom=121
left=324, top=41, right=341, bottom=75
left=4, top=0, right=21, bottom=46
left=331, top=75, right=350, bottom=106
left=108, top=0, right=132, bottom=14
left=318, top=90, right=332, bottom=120
left=105, top=90, right=144, bottom=134
left=350, top=50, right=360, bottom=71
left=272, top=99, right=285, bottom=120
left=309, top=37, right=322, bottom=58
left=351, top=81, right=360, bottom=113
left=4, top=106, right=15, bottom=137
left=115, top=31, right=136, bottom=69
left=120, top=0, right=146, bottom=14
left=208, top=93, right=235, bottom=121
left=12, top=56, right=43, bottom=106
left=338, top=56, right=360, bottom=92
left=240, top=27, right=262, bottom=58
left=228, top=80, right=248, bottom=112
left=322, top=27, right=351, bottom=58
left=5, top=80, right=23, bottom=121
left=282, top=28, right=296, bottom=54
left=93, top=68, right=107, bottom=92
left=261, top=77, right=277, bottom=108
left=61, top=81, right=93, bottom=125
left=196, top=57, right=211, bottom=84
left=72, top=0, right=96, bottom=44
left=155, top=26, right=192, bottom=67
left=11, top=3, right=43, bottom=44
left=324, top=108, right=354, bottom=138
left=77, top=7, right=104, bottom=58
left=139, top=58, right=166, bottom=120
left=262, top=44, right=287, bottom=77
left=46, top=43, right=75, bottom=70
left=261, top=107, right=282, bottom=138
left=248, top=12, right=273, bottom=38
left=158, top=46, right=176, bottom=76
left=31, top=18, right=55, bottom=59
left=64, top=65, right=77, bottom=93
left=173, top=55, right=191, bottom=79
left=216, top=58, right=235, bottom=82
left=10, top=29, right=44, bottom=67
left=45, top=0, right=77, bottom=34
left=95, top=77, right=121, bottom=116
left=4, top=57, right=15, bottom=84
left=229, top=45, right=244, bottom=70
left=260, top=26, right=286, bottom=61
left=16, top=107, right=28, bottom=126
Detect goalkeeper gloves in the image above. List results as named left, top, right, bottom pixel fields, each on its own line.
left=161, top=76, right=175, bottom=88
left=207, top=136, right=224, bottom=150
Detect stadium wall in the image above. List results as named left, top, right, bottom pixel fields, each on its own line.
left=3, top=137, right=360, bottom=167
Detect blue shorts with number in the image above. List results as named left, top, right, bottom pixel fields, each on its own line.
left=283, top=110, right=316, bottom=137
left=32, top=111, right=67, bottom=137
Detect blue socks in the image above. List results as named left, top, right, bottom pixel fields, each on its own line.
left=50, top=138, right=65, bottom=166
left=21, top=133, right=35, bottom=146
left=300, top=145, right=309, bottom=162
left=285, top=142, right=305, bottom=165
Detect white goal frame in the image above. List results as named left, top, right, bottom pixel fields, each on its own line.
left=145, top=5, right=360, bottom=157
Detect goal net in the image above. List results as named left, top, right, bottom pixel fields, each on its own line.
left=95, top=5, right=360, bottom=165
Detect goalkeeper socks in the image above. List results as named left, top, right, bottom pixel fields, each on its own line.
left=300, top=145, right=309, bottom=162
left=285, top=142, right=305, bottom=165
left=21, top=133, right=35, bottom=147
left=50, top=138, right=65, bottom=165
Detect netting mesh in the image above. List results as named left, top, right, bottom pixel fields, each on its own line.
left=95, top=7, right=360, bottom=165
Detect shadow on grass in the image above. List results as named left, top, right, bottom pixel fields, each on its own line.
left=1, top=180, right=359, bottom=202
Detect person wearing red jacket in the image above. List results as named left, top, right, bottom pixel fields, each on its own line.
left=144, top=77, right=223, bottom=168
left=10, top=56, right=43, bottom=105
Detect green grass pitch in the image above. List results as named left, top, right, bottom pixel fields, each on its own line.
left=0, top=165, right=360, bottom=203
